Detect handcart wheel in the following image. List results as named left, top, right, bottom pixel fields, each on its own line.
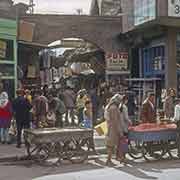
left=35, top=144, right=50, bottom=162
left=166, top=140, right=179, bottom=159
left=142, top=142, right=166, bottom=161
left=128, top=140, right=143, bottom=159
left=69, top=150, right=88, bottom=164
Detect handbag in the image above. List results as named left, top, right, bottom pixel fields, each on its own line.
left=118, top=136, right=128, bottom=153
left=9, top=118, right=17, bottom=136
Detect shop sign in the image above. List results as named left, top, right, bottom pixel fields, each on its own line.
left=106, top=52, right=128, bottom=71
left=168, top=0, right=180, bottom=17
left=0, top=40, right=6, bottom=58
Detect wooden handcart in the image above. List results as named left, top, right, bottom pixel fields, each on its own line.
left=24, top=128, right=95, bottom=164
left=128, top=123, right=178, bottom=161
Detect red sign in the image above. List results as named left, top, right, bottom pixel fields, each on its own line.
left=106, top=52, right=128, bottom=71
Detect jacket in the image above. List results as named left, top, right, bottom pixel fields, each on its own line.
left=140, top=100, right=156, bottom=123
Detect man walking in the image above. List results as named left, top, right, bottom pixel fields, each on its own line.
left=63, top=87, right=76, bottom=126
left=13, top=89, right=32, bottom=148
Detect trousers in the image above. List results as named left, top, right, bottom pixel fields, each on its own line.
left=0, top=128, right=9, bottom=142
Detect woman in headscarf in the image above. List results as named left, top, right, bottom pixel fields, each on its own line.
left=119, top=95, right=132, bottom=135
left=0, top=92, right=12, bottom=144
left=104, top=94, right=123, bottom=165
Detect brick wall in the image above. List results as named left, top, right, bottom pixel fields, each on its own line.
left=20, top=14, right=126, bottom=52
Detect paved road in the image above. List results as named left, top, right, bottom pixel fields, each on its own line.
left=1, top=156, right=180, bottom=180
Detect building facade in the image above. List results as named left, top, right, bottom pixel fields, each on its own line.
left=0, top=18, right=17, bottom=98
left=121, top=0, right=180, bottom=96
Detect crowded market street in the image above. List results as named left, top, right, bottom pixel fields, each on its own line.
left=2, top=0, right=180, bottom=180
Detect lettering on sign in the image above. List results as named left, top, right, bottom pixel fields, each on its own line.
left=168, top=0, right=180, bottom=17
left=106, top=52, right=128, bottom=71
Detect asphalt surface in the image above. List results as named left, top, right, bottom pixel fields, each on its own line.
left=1, top=156, right=180, bottom=180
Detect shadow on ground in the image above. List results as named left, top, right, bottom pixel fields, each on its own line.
left=1, top=157, right=180, bottom=180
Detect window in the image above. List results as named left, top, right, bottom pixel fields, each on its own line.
left=134, top=0, right=156, bottom=26
left=0, top=64, right=14, bottom=77
left=142, top=45, right=165, bottom=76
left=0, top=39, right=14, bottom=61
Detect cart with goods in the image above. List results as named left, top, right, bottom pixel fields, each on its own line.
left=24, top=128, right=95, bottom=164
left=128, top=123, right=178, bottom=161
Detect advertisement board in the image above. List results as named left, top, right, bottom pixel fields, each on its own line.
left=106, top=52, right=128, bottom=71
left=168, top=0, right=180, bottom=17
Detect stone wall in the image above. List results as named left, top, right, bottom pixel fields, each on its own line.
left=20, top=14, right=126, bottom=52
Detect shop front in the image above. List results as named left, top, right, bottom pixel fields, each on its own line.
left=0, top=18, right=17, bottom=99
left=105, top=52, right=130, bottom=94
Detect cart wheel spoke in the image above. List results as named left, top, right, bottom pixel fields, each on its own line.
left=128, top=141, right=143, bottom=159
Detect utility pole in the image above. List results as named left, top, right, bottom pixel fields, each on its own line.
left=29, top=0, right=35, bottom=14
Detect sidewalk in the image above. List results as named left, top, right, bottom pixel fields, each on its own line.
left=0, top=144, right=27, bottom=162
left=0, top=132, right=106, bottom=162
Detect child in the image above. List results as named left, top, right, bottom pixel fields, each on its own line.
left=46, top=109, right=56, bottom=128
left=82, top=100, right=93, bottom=128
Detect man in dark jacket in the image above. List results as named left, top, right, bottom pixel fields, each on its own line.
left=13, top=89, right=32, bottom=148
left=140, top=93, right=156, bottom=123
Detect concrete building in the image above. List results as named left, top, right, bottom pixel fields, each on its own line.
left=0, top=0, right=13, bottom=11
left=120, top=0, right=180, bottom=96
left=90, top=0, right=122, bottom=16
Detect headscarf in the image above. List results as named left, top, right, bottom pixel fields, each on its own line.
left=0, top=92, right=9, bottom=108
left=107, top=94, right=123, bottom=109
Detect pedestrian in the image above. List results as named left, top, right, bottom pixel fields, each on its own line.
left=118, top=95, right=132, bottom=162
left=173, top=98, right=180, bottom=157
left=104, top=94, right=123, bottom=166
left=63, top=87, right=76, bottom=126
left=13, top=89, right=32, bottom=148
left=32, top=90, right=49, bottom=128
left=46, top=106, right=56, bottom=128
left=48, top=92, right=66, bottom=128
left=164, top=88, right=176, bottom=119
left=81, top=100, right=93, bottom=128
left=0, top=92, right=12, bottom=144
left=119, top=95, right=132, bottom=135
left=140, top=92, right=156, bottom=123
left=76, top=89, right=88, bottom=124
left=89, top=87, right=98, bottom=126
left=24, top=89, right=32, bottom=104
left=127, top=92, right=136, bottom=124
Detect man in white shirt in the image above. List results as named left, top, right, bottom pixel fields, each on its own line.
left=173, top=98, right=180, bottom=157
left=173, top=99, right=180, bottom=122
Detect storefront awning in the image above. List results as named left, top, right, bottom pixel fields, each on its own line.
left=67, top=49, right=101, bottom=63
left=18, top=41, right=48, bottom=49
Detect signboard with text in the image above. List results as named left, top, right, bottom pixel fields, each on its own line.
left=168, top=0, right=180, bottom=17
left=106, top=52, right=128, bottom=71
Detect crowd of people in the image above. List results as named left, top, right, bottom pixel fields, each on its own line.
left=0, top=84, right=103, bottom=148
left=104, top=88, right=180, bottom=165
left=1, top=81, right=180, bottom=166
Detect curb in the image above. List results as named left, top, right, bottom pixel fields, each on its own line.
left=0, top=155, right=28, bottom=162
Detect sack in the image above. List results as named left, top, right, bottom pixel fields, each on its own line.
left=119, top=136, right=128, bottom=153
left=95, top=121, right=107, bottom=135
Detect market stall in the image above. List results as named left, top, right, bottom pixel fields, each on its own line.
left=128, top=123, right=178, bottom=161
